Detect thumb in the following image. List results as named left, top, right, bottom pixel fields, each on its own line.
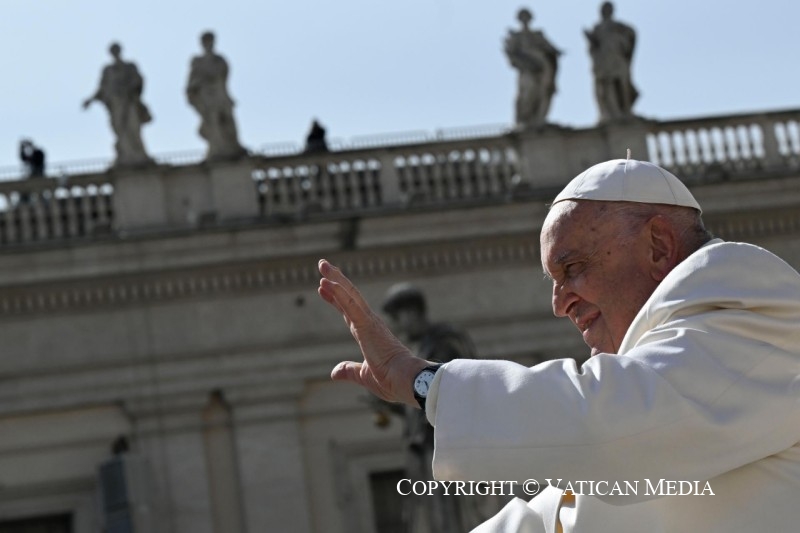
left=331, top=361, right=364, bottom=383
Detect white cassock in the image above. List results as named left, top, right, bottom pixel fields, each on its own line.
left=425, top=240, right=800, bottom=532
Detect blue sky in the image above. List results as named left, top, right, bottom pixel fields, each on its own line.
left=1, top=0, right=797, bottom=170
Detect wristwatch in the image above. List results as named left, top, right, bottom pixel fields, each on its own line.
left=413, top=364, right=443, bottom=410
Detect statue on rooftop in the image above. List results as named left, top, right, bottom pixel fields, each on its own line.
left=584, top=2, right=639, bottom=123
left=186, top=31, right=247, bottom=161
left=82, top=42, right=154, bottom=168
left=504, top=8, right=562, bottom=129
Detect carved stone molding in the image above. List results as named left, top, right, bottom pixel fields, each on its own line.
left=0, top=205, right=797, bottom=319
left=0, top=234, right=538, bottom=318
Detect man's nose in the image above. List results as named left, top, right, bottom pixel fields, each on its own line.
left=552, top=281, right=579, bottom=317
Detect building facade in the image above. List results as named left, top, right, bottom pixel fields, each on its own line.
left=0, top=110, right=798, bottom=532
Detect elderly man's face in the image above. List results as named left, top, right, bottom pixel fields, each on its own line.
left=540, top=201, right=659, bottom=356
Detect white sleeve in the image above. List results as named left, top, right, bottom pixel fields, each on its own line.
left=428, top=309, right=800, bottom=493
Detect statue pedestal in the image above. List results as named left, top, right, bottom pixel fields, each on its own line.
left=514, top=119, right=652, bottom=191
left=112, top=158, right=260, bottom=234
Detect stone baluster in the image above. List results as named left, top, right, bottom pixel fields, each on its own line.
left=18, top=202, right=33, bottom=242
left=64, top=194, right=80, bottom=238
left=756, top=117, right=783, bottom=170
left=312, top=164, right=328, bottom=210
left=1, top=202, right=14, bottom=243
left=341, top=162, right=355, bottom=209
left=32, top=194, right=48, bottom=240
left=420, top=154, right=434, bottom=201
left=365, top=160, right=381, bottom=207
left=374, top=151, right=403, bottom=207
left=50, top=195, right=64, bottom=240
left=488, top=149, right=502, bottom=193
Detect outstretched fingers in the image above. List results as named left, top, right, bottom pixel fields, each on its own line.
left=317, top=259, right=423, bottom=405
left=318, top=260, right=372, bottom=325
left=319, top=259, right=363, bottom=298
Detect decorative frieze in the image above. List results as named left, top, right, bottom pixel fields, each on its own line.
left=0, top=233, right=539, bottom=318
left=0, top=199, right=798, bottom=318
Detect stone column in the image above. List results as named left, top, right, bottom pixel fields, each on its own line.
left=135, top=414, right=215, bottom=533
left=234, top=400, right=313, bottom=533
left=203, top=391, right=247, bottom=533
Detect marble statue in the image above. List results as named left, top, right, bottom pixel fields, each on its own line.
left=186, top=31, right=247, bottom=160
left=584, top=2, right=639, bottom=122
left=504, top=8, right=562, bottom=129
left=83, top=42, right=153, bottom=167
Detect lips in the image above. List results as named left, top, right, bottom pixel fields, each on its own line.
left=575, top=311, right=600, bottom=337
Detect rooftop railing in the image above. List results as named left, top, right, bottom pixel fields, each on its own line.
left=646, top=109, right=800, bottom=180
left=0, top=124, right=512, bottom=182
left=0, top=173, right=114, bottom=245
left=0, top=110, right=797, bottom=247
left=253, top=132, right=519, bottom=219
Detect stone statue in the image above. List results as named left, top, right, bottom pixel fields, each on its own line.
left=584, top=2, right=639, bottom=122
left=186, top=31, right=247, bottom=160
left=83, top=42, right=153, bottom=167
left=374, top=283, right=505, bottom=533
left=504, top=8, right=562, bottom=129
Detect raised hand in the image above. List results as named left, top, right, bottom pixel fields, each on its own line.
left=317, top=259, right=430, bottom=407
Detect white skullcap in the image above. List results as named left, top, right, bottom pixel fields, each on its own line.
left=552, top=159, right=702, bottom=213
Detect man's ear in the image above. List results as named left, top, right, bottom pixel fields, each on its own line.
left=647, top=216, right=679, bottom=282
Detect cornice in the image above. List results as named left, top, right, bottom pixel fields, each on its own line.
left=0, top=206, right=796, bottom=318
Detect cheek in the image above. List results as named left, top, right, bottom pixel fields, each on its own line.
left=601, top=285, right=647, bottom=335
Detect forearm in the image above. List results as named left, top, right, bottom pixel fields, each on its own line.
left=429, top=329, right=800, bottom=486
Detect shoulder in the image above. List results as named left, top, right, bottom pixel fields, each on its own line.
left=122, top=61, right=140, bottom=74
left=671, top=240, right=800, bottom=294
left=668, top=240, right=799, bottom=309
left=627, top=240, right=800, bottom=344
left=613, top=21, right=636, bottom=35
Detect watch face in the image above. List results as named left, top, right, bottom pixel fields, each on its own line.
left=414, top=370, right=436, bottom=397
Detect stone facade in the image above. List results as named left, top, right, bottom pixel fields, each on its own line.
left=0, top=110, right=798, bottom=532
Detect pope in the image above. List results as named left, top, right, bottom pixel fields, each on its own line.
left=318, top=158, right=800, bottom=532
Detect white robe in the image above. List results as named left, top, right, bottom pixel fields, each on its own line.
left=426, top=240, right=800, bottom=532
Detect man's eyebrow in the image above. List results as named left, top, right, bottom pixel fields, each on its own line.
left=542, top=250, right=579, bottom=281
left=554, top=250, right=580, bottom=265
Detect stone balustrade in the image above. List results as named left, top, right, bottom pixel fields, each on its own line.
left=253, top=134, right=519, bottom=219
left=0, top=109, right=797, bottom=247
left=0, top=174, right=113, bottom=245
left=646, top=109, right=800, bottom=180
left=253, top=153, right=384, bottom=218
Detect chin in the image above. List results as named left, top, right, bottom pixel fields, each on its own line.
left=589, top=344, right=611, bottom=357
